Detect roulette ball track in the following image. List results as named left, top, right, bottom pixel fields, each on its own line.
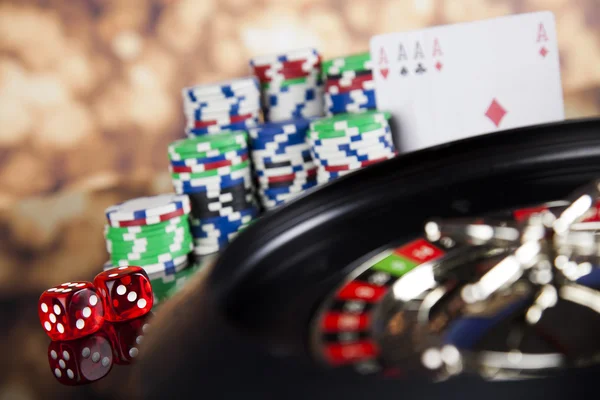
left=134, top=118, right=600, bottom=399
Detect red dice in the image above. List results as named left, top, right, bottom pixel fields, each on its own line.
left=48, top=332, right=113, bottom=385
left=38, top=281, right=104, bottom=341
left=94, top=266, right=153, bottom=322
left=102, top=313, right=152, bottom=365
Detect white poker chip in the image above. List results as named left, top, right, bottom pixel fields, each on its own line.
left=182, top=77, right=259, bottom=100
left=105, top=194, right=191, bottom=224
left=250, top=48, right=320, bottom=67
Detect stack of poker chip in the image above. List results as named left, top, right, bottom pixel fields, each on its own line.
left=168, top=131, right=259, bottom=256
left=103, top=194, right=194, bottom=278
left=182, top=77, right=261, bottom=137
left=307, top=111, right=396, bottom=184
left=249, top=118, right=317, bottom=209
left=322, top=52, right=375, bottom=116
left=250, top=48, right=325, bottom=122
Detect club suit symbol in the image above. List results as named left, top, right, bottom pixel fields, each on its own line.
left=415, top=63, right=426, bottom=74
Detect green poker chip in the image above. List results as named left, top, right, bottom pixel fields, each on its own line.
left=168, top=143, right=249, bottom=161
left=261, top=75, right=320, bottom=91
left=168, top=131, right=248, bottom=157
left=322, top=52, right=372, bottom=76
left=105, top=217, right=191, bottom=241
left=170, top=160, right=250, bottom=181
left=108, top=235, right=193, bottom=258
left=308, top=122, right=389, bottom=140
left=309, top=111, right=391, bottom=135
left=110, top=242, right=193, bottom=266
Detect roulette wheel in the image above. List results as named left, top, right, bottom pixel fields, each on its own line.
left=132, top=118, right=600, bottom=399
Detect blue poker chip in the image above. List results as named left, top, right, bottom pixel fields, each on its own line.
left=267, top=86, right=320, bottom=106
left=249, top=118, right=312, bottom=138
left=311, top=130, right=390, bottom=146
left=249, top=48, right=319, bottom=67
left=192, top=104, right=259, bottom=121
left=170, top=148, right=249, bottom=167
left=255, top=163, right=314, bottom=177
left=254, top=149, right=312, bottom=166
left=325, top=89, right=376, bottom=113
left=322, top=136, right=393, bottom=153
left=174, top=176, right=250, bottom=194
left=183, top=78, right=259, bottom=102
left=314, top=150, right=395, bottom=166
left=186, top=118, right=259, bottom=136
left=250, top=131, right=307, bottom=150
left=260, top=180, right=317, bottom=197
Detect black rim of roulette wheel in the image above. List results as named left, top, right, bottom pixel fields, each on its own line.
left=148, top=118, right=600, bottom=385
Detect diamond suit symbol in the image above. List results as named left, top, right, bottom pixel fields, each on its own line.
left=485, top=99, right=507, bottom=127
left=539, top=46, right=548, bottom=57
left=435, top=61, right=443, bottom=71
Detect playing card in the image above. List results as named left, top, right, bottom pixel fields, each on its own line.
left=370, top=11, right=564, bottom=153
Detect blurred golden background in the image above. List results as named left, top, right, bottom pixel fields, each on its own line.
left=0, top=0, right=599, bottom=397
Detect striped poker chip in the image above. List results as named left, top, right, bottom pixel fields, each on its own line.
left=169, top=131, right=249, bottom=156
left=321, top=154, right=395, bottom=172
left=326, top=79, right=375, bottom=95
left=323, top=68, right=372, bottom=81
left=250, top=142, right=312, bottom=158
left=312, top=143, right=395, bottom=160
left=258, top=190, right=304, bottom=203
left=187, top=103, right=258, bottom=121
left=104, top=254, right=190, bottom=277
left=325, top=73, right=373, bottom=91
left=169, top=154, right=249, bottom=173
left=250, top=132, right=307, bottom=151
left=260, top=180, right=317, bottom=197
left=311, top=135, right=393, bottom=154
left=256, top=168, right=317, bottom=184
left=325, top=89, right=376, bottom=112
left=315, top=151, right=396, bottom=167
left=252, top=57, right=321, bottom=81
left=185, top=118, right=259, bottom=137
left=182, top=77, right=259, bottom=101
left=255, top=162, right=316, bottom=178
left=308, top=125, right=391, bottom=144
left=170, top=148, right=248, bottom=167
left=316, top=169, right=354, bottom=181
left=309, top=110, right=391, bottom=133
left=190, top=207, right=258, bottom=227
left=105, top=194, right=191, bottom=227
left=189, top=111, right=259, bottom=129
left=248, top=118, right=313, bottom=139
left=250, top=48, right=320, bottom=67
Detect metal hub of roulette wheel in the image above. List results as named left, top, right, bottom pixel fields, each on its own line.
left=131, top=119, right=600, bottom=399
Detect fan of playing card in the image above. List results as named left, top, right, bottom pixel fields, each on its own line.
left=370, top=11, right=564, bottom=153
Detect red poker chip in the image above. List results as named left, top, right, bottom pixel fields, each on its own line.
left=253, top=65, right=321, bottom=83
left=170, top=154, right=249, bottom=173
left=323, top=157, right=390, bottom=172
left=325, top=73, right=374, bottom=92
left=193, top=112, right=255, bottom=129
left=112, top=207, right=188, bottom=227
left=326, top=78, right=374, bottom=94
left=252, top=56, right=321, bottom=78
left=266, top=168, right=317, bottom=183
